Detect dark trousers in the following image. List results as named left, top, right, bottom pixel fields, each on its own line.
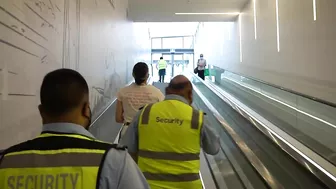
left=198, top=70, right=205, bottom=80
left=159, top=69, right=166, bottom=83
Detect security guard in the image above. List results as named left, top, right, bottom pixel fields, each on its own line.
left=157, top=57, right=167, bottom=83
left=121, top=75, right=220, bottom=189
left=0, top=69, right=149, bottom=189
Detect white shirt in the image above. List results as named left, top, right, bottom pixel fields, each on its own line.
left=117, top=83, right=164, bottom=122
left=197, top=59, right=207, bottom=70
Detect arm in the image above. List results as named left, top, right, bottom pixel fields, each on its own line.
left=120, top=111, right=141, bottom=162
left=99, top=149, right=149, bottom=189
left=115, top=100, right=124, bottom=123
left=157, top=89, right=165, bottom=102
left=201, top=116, right=220, bottom=155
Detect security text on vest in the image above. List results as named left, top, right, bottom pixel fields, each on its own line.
left=156, top=117, right=184, bottom=125
left=6, top=172, right=80, bottom=189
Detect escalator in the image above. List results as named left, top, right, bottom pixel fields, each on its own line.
left=192, top=82, right=329, bottom=188
left=152, top=74, right=335, bottom=188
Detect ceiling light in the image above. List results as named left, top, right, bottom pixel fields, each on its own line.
left=175, top=12, right=240, bottom=15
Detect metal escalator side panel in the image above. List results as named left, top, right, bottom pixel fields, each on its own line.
left=192, top=85, right=284, bottom=189
left=202, top=77, right=336, bottom=188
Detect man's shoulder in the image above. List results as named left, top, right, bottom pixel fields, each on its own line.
left=103, top=145, right=129, bottom=166
left=105, top=144, right=128, bottom=154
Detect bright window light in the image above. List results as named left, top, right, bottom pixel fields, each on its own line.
left=254, top=0, right=257, bottom=39
left=275, top=0, right=280, bottom=52
left=175, top=12, right=240, bottom=15
left=239, top=14, right=243, bottom=62
left=313, top=0, right=317, bottom=21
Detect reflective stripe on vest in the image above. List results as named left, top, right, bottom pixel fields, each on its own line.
left=0, top=133, right=118, bottom=189
left=158, top=60, right=167, bottom=70
left=138, top=100, right=203, bottom=189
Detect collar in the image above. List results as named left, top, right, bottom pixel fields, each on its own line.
left=165, top=94, right=189, bottom=104
left=42, top=123, right=95, bottom=139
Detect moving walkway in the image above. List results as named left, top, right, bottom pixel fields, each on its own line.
left=90, top=72, right=336, bottom=188
left=187, top=72, right=335, bottom=188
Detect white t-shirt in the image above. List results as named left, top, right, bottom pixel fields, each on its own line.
left=117, top=83, right=164, bottom=123
left=197, top=59, right=207, bottom=70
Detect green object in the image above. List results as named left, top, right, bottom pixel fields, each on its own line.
left=204, top=69, right=210, bottom=76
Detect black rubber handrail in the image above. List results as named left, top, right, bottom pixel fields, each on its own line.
left=214, top=66, right=336, bottom=108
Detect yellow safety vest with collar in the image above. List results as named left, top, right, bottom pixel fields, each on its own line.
left=138, top=100, right=203, bottom=189
left=0, top=132, right=126, bottom=189
left=158, top=60, right=167, bottom=70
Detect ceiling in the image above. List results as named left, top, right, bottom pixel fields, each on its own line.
left=148, top=22, right=199, bottom=37
left=128, top=0, right=248, bottom=22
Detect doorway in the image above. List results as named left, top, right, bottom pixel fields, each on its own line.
left=151, top=53, right=194, bottom=82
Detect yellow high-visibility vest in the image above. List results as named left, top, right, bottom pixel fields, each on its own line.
left=0, top=133, right=123, bottom=189
left=158, top=60, right=167, bottom=70
left=138, top=100, right=203, bottom=189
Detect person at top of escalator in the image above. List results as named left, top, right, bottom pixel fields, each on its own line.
left=197, top=54, right=207, bottom=80
left=157, top=57, right=167, bottom=83
left=115, top=62, right=164, bottom=142
left=120, top=75, right=220, bottom=189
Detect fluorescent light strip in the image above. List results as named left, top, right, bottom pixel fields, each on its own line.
left=253, top=0, right=257, bottom=39
left=239, top=14, right=243, bottom=62
left=175, top=12, right=240, bottom=15
left=275, top=0, right=280, bottom=52
left=313, top=0, right=317, bottom=21
left=224, top=76, right=336, bottom=130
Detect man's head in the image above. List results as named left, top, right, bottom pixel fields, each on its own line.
left=39, top=69, right=91, bottom=129
left=160, top=57, right=163, bottom=60
left=133, top=62, right=149, bottom=85
left=165, top=75, right=193, bottom=105
left=200, top=54, right=204, bottom=59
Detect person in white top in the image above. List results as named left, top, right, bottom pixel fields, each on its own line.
left=197, top=54, right=207, bottom=80
left=116, top=62, right=164, bottom=141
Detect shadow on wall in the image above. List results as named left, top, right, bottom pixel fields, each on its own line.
left=90, top=52, right=123, bottom=119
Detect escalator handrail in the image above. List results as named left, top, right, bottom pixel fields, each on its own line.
left=222, top=75, right=336, bottom=131
left=190, top=72, right=336, bottom=188
left=214, top=67, right=336, bottom=108
left=192, top=82, right=283, bottom=189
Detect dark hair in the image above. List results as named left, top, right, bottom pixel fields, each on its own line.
left=40, top=68, right=89, bottom=116
left=160, top=57, right=163, bottom=60
left=133, top=62, right=149, bottom=85
left=167, top=81, right=190, bottom=90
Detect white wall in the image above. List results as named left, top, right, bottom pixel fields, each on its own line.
left=0, top=0, right=150, bottom=149
left=194, top=0, right=336, bottom=104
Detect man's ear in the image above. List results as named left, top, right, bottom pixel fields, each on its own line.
left=82, top=102, right=90, bottom=118
left=165, top=87, right=171, bottom=95
left=188, top=89, right=193, bottom=104
left=38, top=104, right=43, bottom=114
left=38, top=104, right=46, bottom=123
